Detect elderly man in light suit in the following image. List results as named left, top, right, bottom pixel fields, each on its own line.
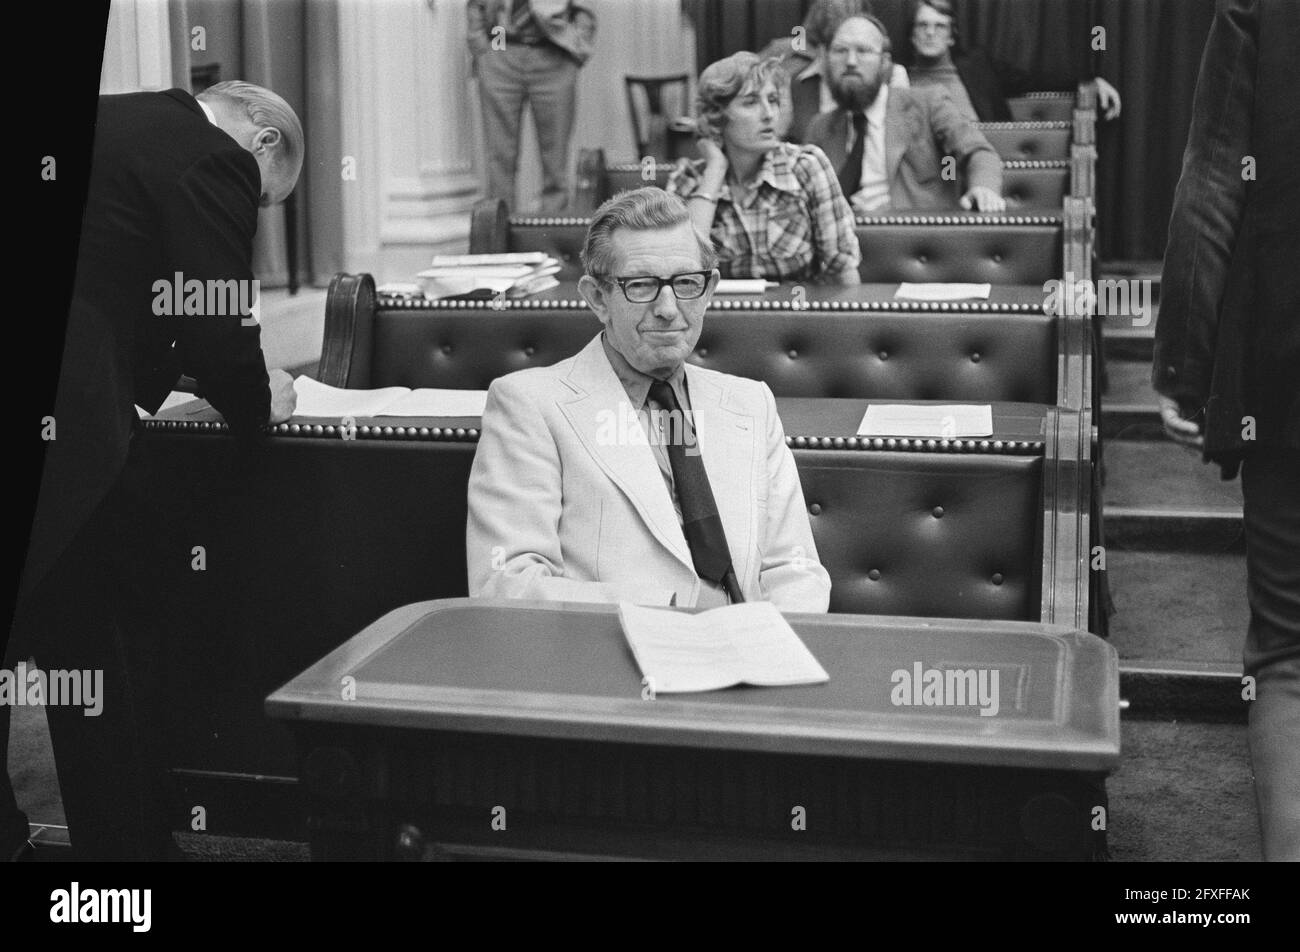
left=467, top=0, right=596, bottom=213
left=467, top=188, right=830, bottom=611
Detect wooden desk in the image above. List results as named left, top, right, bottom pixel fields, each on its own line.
left=267, top=598, right=1118, bottom=861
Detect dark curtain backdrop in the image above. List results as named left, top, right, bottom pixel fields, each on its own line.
left=682, top=0, right=1220, bottom=260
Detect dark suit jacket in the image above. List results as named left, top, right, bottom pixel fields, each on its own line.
left=1154, top=0, right=1300, bottom=476
left=18, top=89, right=271, bottom=605
left=806, top=86, right=1002, bottom=212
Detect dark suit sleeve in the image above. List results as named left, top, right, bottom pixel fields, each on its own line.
left=1153, top=0, right=1256, bottom=407
left=162, top=147, right=271, bottom=438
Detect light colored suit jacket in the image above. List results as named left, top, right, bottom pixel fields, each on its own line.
left=467, top=335, right=831, bottom=611
left=806, top=85, right=1002, bottom=212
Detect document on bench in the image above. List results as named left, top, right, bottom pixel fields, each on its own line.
left=618, top=601, right=829, bottom=694
left=894, top=282, right=992, bottom=301
left=858, top=403, right=993, bottom=438
left=715, top=279, right=777, bottom=295
left=293, top=376, right=488, bottom=418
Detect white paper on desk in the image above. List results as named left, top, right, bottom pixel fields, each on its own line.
left=381, top=388, right=487, bottom=417
left=618, top=601, right=829, bottom=694
left=714, top=279, right=773, bottom=295
left=859, top=404, right=993, bottom=438
left=293, top=377, right=411, bottom=417
left=894, top=282, right=992, bottom=301
left=292, top=376, right=487, bottom=418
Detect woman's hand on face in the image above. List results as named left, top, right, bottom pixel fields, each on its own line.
left=697, top=136, right=729, bottom=174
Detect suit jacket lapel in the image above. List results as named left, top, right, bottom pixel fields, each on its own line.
left=683, top=367, right=758, bottom=588
left=884, top=91, right=912, bottom=187
left=558, top=337, right=694, bottom=571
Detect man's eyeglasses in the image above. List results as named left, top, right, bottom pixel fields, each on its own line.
left=913, top=21, right=952, bottom=34
left=828, top=45, right=886, bottom=59
left=602, top=270, right=713, bottom=304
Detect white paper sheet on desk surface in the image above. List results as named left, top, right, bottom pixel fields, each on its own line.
left=293, top=377, right=411, bottom=417
left=894, top=283, right=992, bottom=301
left=618, top=601, right=829, bottom=694
left=858, top=404, right=994, bottom=438
left=292, top=376, right=487, bottom=418
left=381, top=388, right=487, bottom=417
left=714, top=279, right=775, bottom=295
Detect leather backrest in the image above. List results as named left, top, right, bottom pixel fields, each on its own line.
left=602, top=164, right=1068, bottom=210
left=798, top=449, right=1042, bottom=619
left=367, top=306, right=1058, bottom=403
left=976, top=123, right=1072, bottom=160
left=1006, top=95, right=1075, bottom=123
left=501, top=217, right=1062, bottom=285
left=1004, top=165, right=1069, bottom=209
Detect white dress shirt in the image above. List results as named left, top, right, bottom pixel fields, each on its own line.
left=847, top=84, right=891, bottom=213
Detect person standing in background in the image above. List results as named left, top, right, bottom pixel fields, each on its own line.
left=467, top=0, right=596, bottom=213
left=1154, top=0, right=1299, bottom=860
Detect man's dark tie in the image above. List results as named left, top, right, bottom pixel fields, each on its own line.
left=648, top=379, right=743, bottom=603
left=838, top=111, right=867, bottom=202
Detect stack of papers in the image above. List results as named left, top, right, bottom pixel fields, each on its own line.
left=293, top=377, right=487, bottom=418
left=618, top=601, right=829, bottom=694
left=858, top=404, right=993, bottom=438
left=418, top=252, right=561, bottom=298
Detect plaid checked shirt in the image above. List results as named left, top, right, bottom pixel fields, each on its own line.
left=667, top=143, right=860, bottom=283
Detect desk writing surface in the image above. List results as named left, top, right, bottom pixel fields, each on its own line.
left=152, top=397, right=1049, bottom=446
left=266, top=599, right=1118, bottom=771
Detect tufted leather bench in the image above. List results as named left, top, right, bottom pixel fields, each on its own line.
left=324, top=274, right=1068, bottom=406
left=469, top=202, right=1085, bottom=286
left=976, top=122, right=1072, bottom=160
left=579, top=158, right=1086, bottom=217
left=1007, top=92, right=1076, bottom=123
left=580, top=157, right=1074, bottom=212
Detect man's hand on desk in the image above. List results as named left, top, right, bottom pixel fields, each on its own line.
left=268, top=368, right=297, bottom=424
left=960, top=187, right=1006, bottom=213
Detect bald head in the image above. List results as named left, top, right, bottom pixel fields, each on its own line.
left=198, top=81, right=304, bottom=207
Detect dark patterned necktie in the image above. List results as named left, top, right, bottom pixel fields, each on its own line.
left=838, top=111, right=867, bottom=202
left=648, top=379, right=743, bottom=602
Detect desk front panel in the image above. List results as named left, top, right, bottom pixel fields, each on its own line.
left=268, top=599, right=1117, bottom=860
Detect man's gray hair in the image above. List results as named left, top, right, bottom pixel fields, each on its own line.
left=198, top=81, right=304, bottom=188
left=581, top=188, right=718, bottom=278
